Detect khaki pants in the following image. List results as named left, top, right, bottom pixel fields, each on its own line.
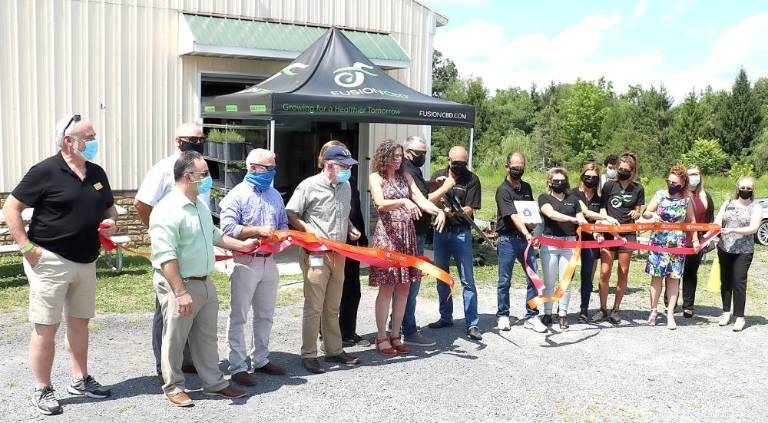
left=226, top=255, right=280, bottom=373
left=299, top=250, right=345, bottom=358
left=153, top=271, right=228, bottom=395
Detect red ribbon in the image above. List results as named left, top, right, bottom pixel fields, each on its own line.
left=99, top=229, right=455, bottom=287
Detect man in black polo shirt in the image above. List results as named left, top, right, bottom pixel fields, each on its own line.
left=3, top=114, right=117, bottom=415
left=400, top=135, right=455, bottom=346
left=426, top=146, right=483, bottom=340
left=494, top=152, right=547, bottom=333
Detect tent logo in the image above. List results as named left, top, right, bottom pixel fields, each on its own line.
left=262, top=62, right=309, bottom=84
left=333, top=62, right=377, bottom=88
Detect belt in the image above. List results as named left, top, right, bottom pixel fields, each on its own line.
left=184, top=276, right=208, bottom=281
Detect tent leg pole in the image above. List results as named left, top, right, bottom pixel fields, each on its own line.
left=468, top=128, right=475, bottom=170
left=269, top=120, right=276, bottom=152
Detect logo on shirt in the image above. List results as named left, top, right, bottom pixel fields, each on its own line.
left=93, top=182, right=103, bottom=191
left=610, top=194, right=633, bottom=208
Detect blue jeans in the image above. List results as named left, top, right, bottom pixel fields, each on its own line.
left=496, top=234, right=539, bottom=319
left=434, top=229, right=479, bottom=328
left=580, top=247, right=599, bottom=312
left=401, top=235, right=426, bottom=336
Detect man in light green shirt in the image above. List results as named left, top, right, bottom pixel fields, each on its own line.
left=149, top=151, right=255, bottom=407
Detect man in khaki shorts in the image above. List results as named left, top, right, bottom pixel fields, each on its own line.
left=149, top=151, right=256, bottom=407
left=286, top=145, right=363, bottom=374
left=3, top=114, right=117, bottom=415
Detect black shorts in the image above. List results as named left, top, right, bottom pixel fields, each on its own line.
left=602, top=233, right=637, bottom=254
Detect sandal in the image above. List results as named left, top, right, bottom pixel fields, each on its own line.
left=389, top=336, right=411, bottom=354
left=375, top=337, right=397, bottom=356
left=647, top=310, right=657, bottom=326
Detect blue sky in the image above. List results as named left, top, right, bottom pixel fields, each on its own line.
left=422, top=0, right=768, bottom=102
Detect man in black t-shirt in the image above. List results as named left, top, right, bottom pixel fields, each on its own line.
left=3, top=115, right=117, bottom=415
left=399, top=136, right=454, bottom=346
left=426, top=146, right=483, bottom=340
left=494, top=152, right=547, bottom=333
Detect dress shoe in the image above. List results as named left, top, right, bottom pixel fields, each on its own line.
left=204, top=385, right=246, bottom=399
left=254, top=362, right=286, bottom=375
left=231, top=371, right=257, bottom=387
left=302, top=358, right=326, bottom=374
left=325, top=351, right=361, bottom=365
left=427, top=319, right=453, bottom=329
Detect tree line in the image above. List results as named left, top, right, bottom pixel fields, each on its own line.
left=430, top=50, right=768, bottom=177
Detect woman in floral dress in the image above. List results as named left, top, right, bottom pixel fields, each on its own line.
left=368, top=140, right=445, bottom=356
left=643, top=166, right=699, bottom=329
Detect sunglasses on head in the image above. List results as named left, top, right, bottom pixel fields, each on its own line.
left=62, top=113, right=81, bottom=135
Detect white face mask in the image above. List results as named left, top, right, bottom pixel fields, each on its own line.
left=688, top=175, right=701, bottom=187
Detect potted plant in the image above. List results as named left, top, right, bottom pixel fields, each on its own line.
left=224, top=162, right=247, bottom=189
left=206, top=128, right=224, bottom=159
left=223, top=130, right=246, bottom=161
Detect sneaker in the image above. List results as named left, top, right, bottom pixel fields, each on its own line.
left=541, top=314, right=553, bottom=326
left=733, top=317, right=746, bottom=332
left=608, top=310, right=622, bottom=325
left=591, top=309, right=608, bottom=323
left=524, top=316, right=547, bottom=333
left=467, top=326, right=483, bottom=340
left=32, top=385, right=62, bottom=415
left=718, top=312, right=732, bottom=327
left=496, top=316, right=512, bottom=331
left=403, top=330, right=436, bottom=346
left=67, top=375, right=111, bottom=399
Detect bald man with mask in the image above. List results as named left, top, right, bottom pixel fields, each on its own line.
left=426, top=146, right=483, bottom=340
left=134, top=123, right=209, bottom=380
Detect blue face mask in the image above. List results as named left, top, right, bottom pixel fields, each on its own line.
left=77, top=139, right=99, bottom=161
left=197, top=175, right=213, bottom=195
left=244, top=170, right=275, bottom=192
left=336, top=168, right=352, bottom=184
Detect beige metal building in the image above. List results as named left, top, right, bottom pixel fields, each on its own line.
left=0, top=0, right=448, bottom=230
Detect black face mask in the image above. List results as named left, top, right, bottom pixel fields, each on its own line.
left=617, top=169, right=632, bottom=181
left=450, top=162, right=467, bottom=175
left=410, top=154, right=426, bottom=167
left=180, top=140, right=204, bottom=154
left=582, top=175, right=599, bottom=188
left=738, top=189, right=754, bottom=200
left=551, top=180, right=567, bottom=194
left=508, top=166, right=524, bottom=180
left=668, top=183, right=684, bottom=195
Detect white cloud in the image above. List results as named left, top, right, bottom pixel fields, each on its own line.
left=632, top=0, right=647, bottom=18
left=659, top=0, right=699, bottom=22
left=433, top=10, right=768, bottom=103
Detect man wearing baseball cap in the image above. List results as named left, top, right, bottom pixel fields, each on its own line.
left=286, top=144, right=363, bottom=374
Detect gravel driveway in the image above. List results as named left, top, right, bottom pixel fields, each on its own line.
left=0, top=281, right=766, bottom=422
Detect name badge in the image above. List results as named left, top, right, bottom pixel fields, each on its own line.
left=93, top=182, right=104, bottom=191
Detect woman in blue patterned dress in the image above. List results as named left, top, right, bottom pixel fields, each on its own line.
left=643, top=166, right=699, bottom=329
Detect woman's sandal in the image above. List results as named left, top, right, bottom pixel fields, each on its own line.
left=376, top=337, right=398, bottom=356
left=647, top=310, right=657, bottom=326
left=389, top=336, right=411, bottom=354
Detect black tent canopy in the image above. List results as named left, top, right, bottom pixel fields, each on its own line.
left=201, top=27, right=475, bottom=128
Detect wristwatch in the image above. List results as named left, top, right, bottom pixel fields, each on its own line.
left=20, top=243, right=35, bottom=254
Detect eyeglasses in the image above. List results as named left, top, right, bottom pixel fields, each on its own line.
left=62, top=114, right=81, bottom=135
left=187, top=170, right=210, bottom=177
left=252, top=164, right=277, bottom=172
left=179, top=136, right=206, bottom=144
left=408, top=149, right=427, bottom=157
left=334, top=163, right=352, bottom=170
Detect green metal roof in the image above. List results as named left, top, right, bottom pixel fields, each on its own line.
left=181, top=14, right=410, bottom=66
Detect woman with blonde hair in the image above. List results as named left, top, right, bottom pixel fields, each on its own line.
left=679, top=165, right=714, bottom=318
left=714, top=176, right=763, bottom=331
left=643, top=166, right=699, bottom=329
left=538, top=167, right=587, bottom=329
left=368, top=140, right=446, bottom=355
